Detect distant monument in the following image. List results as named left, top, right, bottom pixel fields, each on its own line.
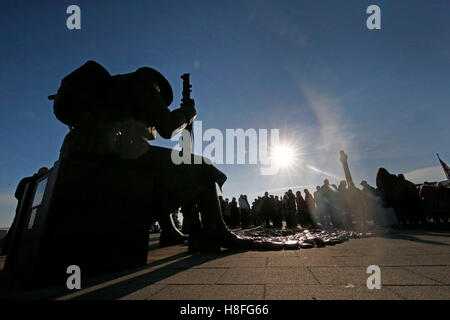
left=339, top=150, right=354, bottom=188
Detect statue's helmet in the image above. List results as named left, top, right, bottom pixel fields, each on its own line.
left=50, top=61, right=174, bottom=127
left=51, top=60, right=112, bottom=126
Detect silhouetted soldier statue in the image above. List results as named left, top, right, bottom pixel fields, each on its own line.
left=52, top=60, right=251, bottom=251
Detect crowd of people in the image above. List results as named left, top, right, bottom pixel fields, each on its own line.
left=217, top=179, right=399, bottom=231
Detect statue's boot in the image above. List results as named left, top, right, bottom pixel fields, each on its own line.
left=195, top=181, right=254, bottom=251
left=187, top=229, right=253, bottom=253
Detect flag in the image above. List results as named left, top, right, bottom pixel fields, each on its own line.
left=437, top=154, right=450, bottom=180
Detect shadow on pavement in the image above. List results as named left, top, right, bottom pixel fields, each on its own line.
left=380, top=230, right=450, bottom=247
left=5, top=246, right=241, bottom=300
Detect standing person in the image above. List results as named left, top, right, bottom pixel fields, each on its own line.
left=304, top=189, right=317, bottom=227
left=313, top=186, right=324, bottom=228
left=243, top=195, right=251, bottom=226
left=295, top=191, right=307, bottom=227
left=219, top=197, right=230, bottom=227
left=360, top=180, right=378, bottom=197
left=318, top=180, right=332, bottom=228
left=254, top=197, right=263, bottom=226
left=338, top=180, right=347, bottom=194
left=250, top=198, right=258, bottom=226
left=297, top=190, right=314, bottom=228
left=272, top=195, right=283, bottom=228
left=285, top=190, right=297, bottom=228
left=230, top=197, right=240, bottom=228
left=238, top=194, right=250, bottom=228
left=260, top=192, right=274, bottom=227
left=269, top=195, right=278, bottom=226
left=223, top=198, right=232, bottom=227
left=281, top=193, right=288, bottom=226
left=314, top=186, right=321, bottom=208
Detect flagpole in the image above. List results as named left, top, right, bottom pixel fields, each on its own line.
left=437, top=153, right=450, bottom=181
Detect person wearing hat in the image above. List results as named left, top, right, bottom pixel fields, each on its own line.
left=360, top=180, right=378, bottom=198
left=50, top=61, right=251, bottom=251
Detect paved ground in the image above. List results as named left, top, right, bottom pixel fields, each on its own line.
left=1, top=229, right=449, bottom=300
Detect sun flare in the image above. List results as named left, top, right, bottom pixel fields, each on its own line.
left=272, top=144, right=296, bottom=168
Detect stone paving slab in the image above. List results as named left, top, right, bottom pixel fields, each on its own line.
left=267, top=256, right=341, bottom=267
left=384, top=285, right=450, bottom=300
left=333, top=254, right=450, bottom=266
left=192, top=256, right=268, bottom=268
left=309, top=266, right=441, bottom=285
left=1, top=229, right=449, bottom=300
left=218, top=267, right=318, bottom=285
left=130, top=268, right=228, bottom=285
left=145, top=285, right=265, bottom=300
left=401, top=266, right=450, bottom=285
left=118, top=284, right=168, bottom=300
left=264, top=284, right=403, bottom=300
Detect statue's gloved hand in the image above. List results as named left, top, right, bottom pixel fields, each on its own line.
left=113, top=119, right=151, bottom=159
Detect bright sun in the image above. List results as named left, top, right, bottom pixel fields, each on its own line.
left=272, top=145, right=296, bottom=168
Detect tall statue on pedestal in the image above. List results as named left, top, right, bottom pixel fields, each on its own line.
left=339, top=150, right=354, bottom=188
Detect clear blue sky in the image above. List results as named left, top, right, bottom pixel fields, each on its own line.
left=0, top=0, right=449, bottom=226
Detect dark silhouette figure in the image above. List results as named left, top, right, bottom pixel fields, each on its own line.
left=230, top=197, right=240, bottom=228
left=272, top=195, right=283, bottom=228
left=260, top=192, right=274, bottom=227
left=54, top=61, right=252, bottom=250
left=285, top=189, right=297, bottom=228
left=304, top=189, right=316, bottom=224
left=317, top=180, right=333, bottom=228
left=376, top=168, right=423, bottom=225
left=419, top=183, right=450, bottom=224
left=238, top=194, right=251, bottom=228
left=296, top=191, right=313, bottom=227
